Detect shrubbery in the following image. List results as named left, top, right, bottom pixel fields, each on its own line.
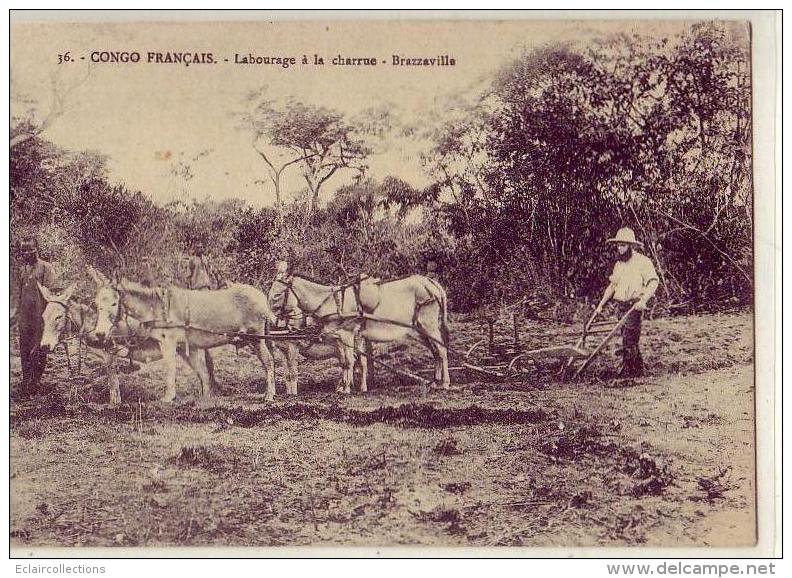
left=10, top=22, right=752, bottom=317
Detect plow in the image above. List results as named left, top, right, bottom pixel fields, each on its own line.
left=448, top=303, right=638, bottom=382
left=42, top=268, right=637, bottom=393
left=54, top=301, right=636, bottom=389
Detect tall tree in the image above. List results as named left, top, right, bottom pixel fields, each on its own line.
left=240, top=93, right=370, bottom=223
left=10, top=65, right=92, bottom=149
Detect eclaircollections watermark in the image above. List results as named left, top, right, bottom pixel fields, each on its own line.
left=15, top=565, right=106, bottom=575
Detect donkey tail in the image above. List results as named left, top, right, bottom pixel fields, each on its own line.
left=425, top=277, right=451, bottom=347
left=439, top=288, right=451, bottom=347
left=240, top=283, right=278, bottom=325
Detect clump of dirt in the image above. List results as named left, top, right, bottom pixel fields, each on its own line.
left=604, top=509, right=650, bottom=544
left=509, top=478, right=568, bottom=508
left=113, top=401, right=551, bottom=430
left=10, top=392, right=68, bottom=424
left=10, top=529, right=31, bottom=541
left=434, top=437, right=463, bottom=456
left=141, top=479, right=167, bottom=493
left=441, top=482, right=471, bottom=495
left=170, top=445, right=222, bottom=471
left=412, top=506, right=466, bottom=536
left=570, top=490, right=593, bottom=508
left=622, top=451, right=673, bottom=497
left=694, top=468, right=736, bottom=502
left=14, top=421, right=47, bottom=440
left=540, top=423, right=674, bottom=498
left=540, top=424, right=616, bottom=461
left=682, top=413, right=724, bottom=429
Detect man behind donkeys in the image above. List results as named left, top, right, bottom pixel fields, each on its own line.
left=11, top=238, right=58, bottom=396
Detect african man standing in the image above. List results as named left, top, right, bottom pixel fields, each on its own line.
left=11, top=238, right=58, bottom=396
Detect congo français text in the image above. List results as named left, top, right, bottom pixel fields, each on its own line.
left=89, top=51, right=216, bottom=66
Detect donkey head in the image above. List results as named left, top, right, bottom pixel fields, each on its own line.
left=38, top=282, right=77, bottom=352
left=87, top=266, right=123, bottom=343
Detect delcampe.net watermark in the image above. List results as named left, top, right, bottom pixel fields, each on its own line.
left=606, top=562, right=776, bottom=576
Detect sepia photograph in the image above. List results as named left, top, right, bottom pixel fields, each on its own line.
left=7, top=10, right=780, bottom=557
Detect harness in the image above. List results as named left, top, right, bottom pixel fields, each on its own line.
left=101, top=274, right=446, bottom=355
left=114, top=285, right=199, bottom=355
left=48, top=298, right=83, bottom=341
left=106, top=283, right=320, bottom=351
left=47, top=299, right=85, bottom=374
left=273, top=273, right=443, bottom=346
left=271, top=275, right=348, bottom=325
left=271, top=274, right=376, bottom=326
left=101, top=285, right=160, bottom=356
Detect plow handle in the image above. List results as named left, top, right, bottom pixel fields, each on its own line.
left=561, top=308, right=601, bottom=374
left=572, top=303, right=638, bottom=379
left=583, top=308, right=601, bottom=336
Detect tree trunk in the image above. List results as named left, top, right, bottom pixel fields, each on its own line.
left=10, top=132, right=38, bottom=149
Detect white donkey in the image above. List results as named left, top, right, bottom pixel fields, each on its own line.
left=268, top=262, right=369, bottom=394
left=270, top=270, right=451, bottom=392
left=89, top=267, right=277, bottom=402
left=38, top=282, right=215, bottom=406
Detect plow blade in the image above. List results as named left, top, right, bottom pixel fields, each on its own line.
left=520, top=345, right=588, bottom=360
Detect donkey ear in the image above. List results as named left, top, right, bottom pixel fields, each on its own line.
left=61, top=283, right=77, bottom=301
left=37, top=281, right=55, bottom=303
left=274, top=259, right=289, bottom=279
left=87, top=266, right=109, bottom=287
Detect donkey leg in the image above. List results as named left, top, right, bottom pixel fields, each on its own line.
left=106, top=354, right=122, bottom=407
left=356, top=337, right=371, bottom=393
left=159, top=339, right=179, bottom=403
left=430, top=335, right=452, bottom=389
left=333, top=339, right=345, bottom=393
left=342, top=337, right=356, bottom=395
left=343, top=351, right=354, bottom=395
left=205, top=350, right=218, bottom=389
left=437, top=343, right=451, bottom=389
left=332, top=338, right=354, bottom=394
left=253, top=340, right=276, bottom=402
left=182, top=348, right=214, bottom=398
left=421, top=325, right=451, bottom=390
left=418, top=334, right=442, bottom=389
left=432, top=343, right=446, bottom=387
left=285, top=343, right=299, bottom=396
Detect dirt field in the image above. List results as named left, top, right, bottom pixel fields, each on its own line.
left=10, top=311, right=755, bottom=549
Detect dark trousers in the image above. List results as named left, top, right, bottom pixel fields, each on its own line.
left=615, top=301, right=644, bottom=377
left=18, top=319, right=48, bottom=393
left=190, top=282, right=217, bottom=387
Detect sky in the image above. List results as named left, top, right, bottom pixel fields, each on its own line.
left=10, top=17, right=709, bottom=208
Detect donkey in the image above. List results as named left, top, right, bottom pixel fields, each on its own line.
left=38, top=282, right=215, bottom=406
left=270, top=271, right=451, bottom=392
left=267, top=263, right=369, bottom=394
left=89, top=267, right=277, bottom=402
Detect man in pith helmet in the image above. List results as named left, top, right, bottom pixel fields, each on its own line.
left=593, top=227, right=660, bottom=378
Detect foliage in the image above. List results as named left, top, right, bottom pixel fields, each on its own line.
left=10, top=21, right=752, bottom=316
left=239, top=93, right=371, bottom=220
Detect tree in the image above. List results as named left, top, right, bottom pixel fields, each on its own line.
left=10, top=65, right=92, bottom=149
left=421, top=96, right=495, bottom=203
left=240, top=92, right=370, bottom=223
left=584, top=24, right=753, bottom=298
left=415, top=22, right=752, bottom=311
